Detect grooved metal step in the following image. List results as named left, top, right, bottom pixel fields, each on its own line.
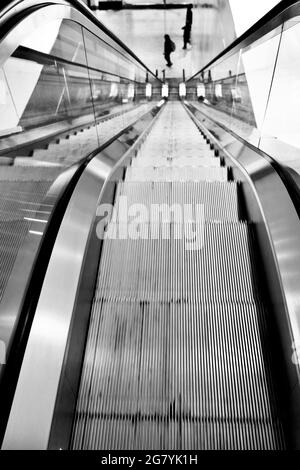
left=125, top=166, right=228, bottom=182
left=131, top=156, right=220, bottom=168
left=114, top=182, right=240, bottom=222
left=96, top=222, right=259, bottom=303
left=72, top=299, right=283, bottom=450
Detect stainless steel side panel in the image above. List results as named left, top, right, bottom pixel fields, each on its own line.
left=2, top=155, right=111, bottom=450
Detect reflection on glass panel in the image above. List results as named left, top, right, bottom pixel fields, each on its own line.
left=83, top=28, right=120, bottom=76
left=190, top=26, right=282, bottom=148
left=21, top=19, right=87, bottom=66
left=2, top=51, right=99, bottom=162
left=49, top=20, right=87, bottom=65
left=89, top=70, right=122, bottom=116
left=239, top=28, right=281, bottom=146
left=192, top=53, right=242, bottom=135
left=82, top=26, right=149, bottom=139
left=260, top=18, right=300, bottom=173
left=4, top=56, right=65, bottom=129
left=84, top=27, right=124, bottom=136
left=56, top=62, right=94, bottom=119
left=227, top=55, right=258, bottom=144
left=0, top=13, right=157, bottom=371
left=82, top=26, right=146, bottom=84
left=2, top=20, right=99, bottom=132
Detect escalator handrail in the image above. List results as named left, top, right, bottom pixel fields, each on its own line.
left=1, top=101, right=165, bottom=449
left=187, top=0, right=299, bottom=81
left=0, top=0, right=161, bottom=82
left=13, top=44, right=147, bottom=84
left=0, top=102, right=160, bottom=445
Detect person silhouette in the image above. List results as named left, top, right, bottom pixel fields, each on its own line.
left=182, top=24, right=191, bottom=49
left=186, top=4, right=193, bottom=28
left=164, top=34, right=174, bottom=67
left=183, top=4, right=193, bottom=48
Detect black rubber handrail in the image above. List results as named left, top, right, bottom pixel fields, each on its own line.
left=187, top=0, right=299, bottom=81
left=13, top=45, right=146, bottom=84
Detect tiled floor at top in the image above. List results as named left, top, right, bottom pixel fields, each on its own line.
left=96, top=1, right=237, bottom=79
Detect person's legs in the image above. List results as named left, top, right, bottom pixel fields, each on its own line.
left=165, top=53, right=172, bottom=66
left=187, top=27, right=192, bottom=44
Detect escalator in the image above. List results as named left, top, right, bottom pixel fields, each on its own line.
left=70, top=102, right=285, bottom=450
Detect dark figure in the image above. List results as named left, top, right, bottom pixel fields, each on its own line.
left=182, top=24, right=191, bottom=49
left=186, top=4, right=193, bottom=27
left=183, top=4, right=193, bottom=48
left=164, top=34, right=173, bottom=67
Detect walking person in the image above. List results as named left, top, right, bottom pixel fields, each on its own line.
left=182, top=23, right=191, bottom=49
left=164, top=34, right=175, bottom=67
left=186, top=4, right=193, bottom=28
left=182, top=4, right=193, bottom=48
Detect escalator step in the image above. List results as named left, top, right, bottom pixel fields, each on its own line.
left=125, top=166, right=228, bottom=182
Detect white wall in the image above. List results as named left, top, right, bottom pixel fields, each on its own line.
left=229, top=0, right=281, bottom=36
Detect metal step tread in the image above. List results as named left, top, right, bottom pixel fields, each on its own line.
left=72, top=297, right=284, bottom=450
left=96, top=222, right=261, bottom=303
left=114, top=181, right=240, bottom=222
left=131, top=156, right=221, bottom=168
left=125, top=166, right=228, bottom=182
